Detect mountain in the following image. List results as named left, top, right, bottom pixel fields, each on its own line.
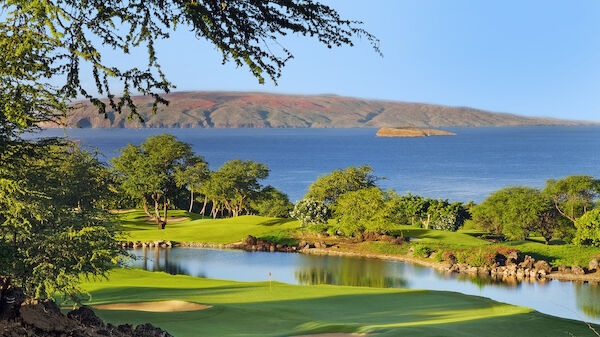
left=46, top=91, right=589, bottom=128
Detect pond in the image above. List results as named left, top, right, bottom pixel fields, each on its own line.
left=127, top=247, right=600, bottom=324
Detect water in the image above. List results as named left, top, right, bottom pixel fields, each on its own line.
left=128, top=247, right=600, bottom=324
left=34, top=126, right=600, bottom=202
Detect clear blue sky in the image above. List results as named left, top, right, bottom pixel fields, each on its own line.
left=97, top=0, right=600, bottom=121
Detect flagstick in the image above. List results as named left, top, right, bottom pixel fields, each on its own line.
left=269, top=271, right=272, bottom=292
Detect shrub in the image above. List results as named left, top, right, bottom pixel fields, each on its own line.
left=448, top=246, right=520, bottom=267
left=412, top=244, right=432, bottom=258
left=573, top=209, right=600, bottom=247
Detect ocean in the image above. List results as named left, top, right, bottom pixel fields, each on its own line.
left=34, top=126, right=600, bottom=203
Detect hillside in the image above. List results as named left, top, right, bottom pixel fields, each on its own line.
left=46, top=91, right=588, bottom=128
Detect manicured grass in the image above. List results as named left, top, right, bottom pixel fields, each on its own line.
left=66, top=268, right=599, bottom=337
left=117, top=210, right=300, bottom=244
left=116, top=210, right=599, bottom=266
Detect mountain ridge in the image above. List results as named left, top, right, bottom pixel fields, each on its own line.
left=45, top=91, right=591, bottom=128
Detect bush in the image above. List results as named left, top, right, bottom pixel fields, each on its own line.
left=290, top=198, right=330, bottom=227
left=412, top=244, right=432, bottom=258
left=444, top=246, right=520, bottom=267
left=573, top=209, right=600, bottom=247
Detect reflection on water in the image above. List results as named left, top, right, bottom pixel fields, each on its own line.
left=576, top=283, right=600, bottom=319
left=295, top=257, right=407, bottom=288
left=127, top=247, right=600, bottom=324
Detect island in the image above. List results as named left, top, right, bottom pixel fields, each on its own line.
left=376, top=126, right=457, bottom=137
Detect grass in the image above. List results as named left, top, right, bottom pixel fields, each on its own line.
left=64, top=268, right=600, bottom=337
left=116, top=210, right=600, bottom=266
left=117, top=210, right=300, bottom=244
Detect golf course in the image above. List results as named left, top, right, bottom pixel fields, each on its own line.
left=51, top=210, right=599, bottom=336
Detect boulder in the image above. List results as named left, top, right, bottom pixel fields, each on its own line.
left=244, top=236, right=258, bottom=246
left=519, top=255, right=535, bottom=269
left=533, top=260, right=552, bottom=274
left=572, top=265, right=585, bottom=275
left=558, top=265, right=570, bottom=273
left=67, top=306, right=104, bottom=328
left=506, top=251, right=520, bottom=266
left=589, top=258, right=600, bottom=272
left=19, top=299, right=74, bottom=332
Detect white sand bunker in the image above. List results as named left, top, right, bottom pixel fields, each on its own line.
left=92, top=300, right=211, bottom=312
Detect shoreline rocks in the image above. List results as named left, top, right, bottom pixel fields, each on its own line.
left=0, top=278, right=172, bottom=337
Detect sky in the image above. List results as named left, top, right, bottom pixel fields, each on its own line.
left=94, top=0, right=600, bottom=121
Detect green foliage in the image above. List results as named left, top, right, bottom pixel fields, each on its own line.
left=290, top=198, right=331, bottom=227
left=332, top=187, right=392, bottom=237
left=385, top=192, right=469, bottom=231
left=112, top=133, right=195, bottom=227
left=305, top=165, right=378, bottom=205
left=573, top=209, right=600, bottom=247
left=174, top=156, right=209, bottom=212
left=471, top=186, right=556, bottom=240
left=444, top=246, right=520, bottom=268
left=412, top=244, right=432, bottom=258
left=252, top=186, right=294, bottom=218
left=206, top=159, right=270, bottom=217
left=0, top=141, right=123, bottom=300
left=544, top=175, right=599, bottom=226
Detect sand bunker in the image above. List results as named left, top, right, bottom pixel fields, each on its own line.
left=137, top=216, right=188, bottom=223
left=92, top=300, right=211, bottom=312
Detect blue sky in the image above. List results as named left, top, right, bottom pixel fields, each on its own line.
left=96, top=0, right=600, bottom=121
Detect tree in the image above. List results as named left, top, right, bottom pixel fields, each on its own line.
left=544, top=175, right=599, bottom=226
left=332, top=187, right=391, bottom=237
left=1, top=0, right=378, bottom=302
left=305, top=165, right=379, bottom=205
left=174, top=156, right=209, bottom=212
left=0, top=141, right=123, bottom=299
left=1, top=1, right=379, bottom=135
left=385, top=192, right=427, bottom=226
left=290, top=198, right=330, bottom=227
left=209, top=159, right=270, bottom=217
left=573, top=209, right=600, bottom=247
left=471, top=186, right=556, bottom=241
left=252, top=186, right=294, bottom=218
left=112, top=133, right=194, bottom=228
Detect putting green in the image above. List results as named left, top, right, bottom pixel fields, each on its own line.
left=67, top=269, right=599, bottom=337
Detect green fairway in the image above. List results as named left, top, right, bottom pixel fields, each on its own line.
left=69, top=268, right=598, bottom=337
left=118, top=210, right=300, bottom=244
left=116, top=210, right=599, bottom=266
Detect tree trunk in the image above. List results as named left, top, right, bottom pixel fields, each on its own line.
left=163, top=198, right=168, bottom=227
left=142, top=197, right=151, bottom=217
left=200, top=196, right=208, bottom=215
left=152, top=194, right=164, bottom=229
left=188, top=188, right=194, bottom=213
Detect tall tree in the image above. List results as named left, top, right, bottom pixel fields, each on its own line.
left=112, top=133, right=194, bottom=228
left=0, top=141, right=123, bottom=299
left=305, top=165, right=379, bottom=205
left=472, top=186, right=556, bottom=241
left=544, top=175, right=599, bottom=225
left=210, top=159, right=270, bottom=217
left=174, top=156, right=209, bottom=213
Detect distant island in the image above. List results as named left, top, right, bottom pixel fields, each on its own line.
left=43, top=91, right=592, bottom=128
left=376, top=127, right=456, bottom=137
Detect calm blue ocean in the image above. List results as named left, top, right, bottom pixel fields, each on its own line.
left=34, top=126, right=600, bottom=203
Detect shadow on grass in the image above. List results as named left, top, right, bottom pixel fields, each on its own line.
left=78, top=286, right=600, bottom=337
